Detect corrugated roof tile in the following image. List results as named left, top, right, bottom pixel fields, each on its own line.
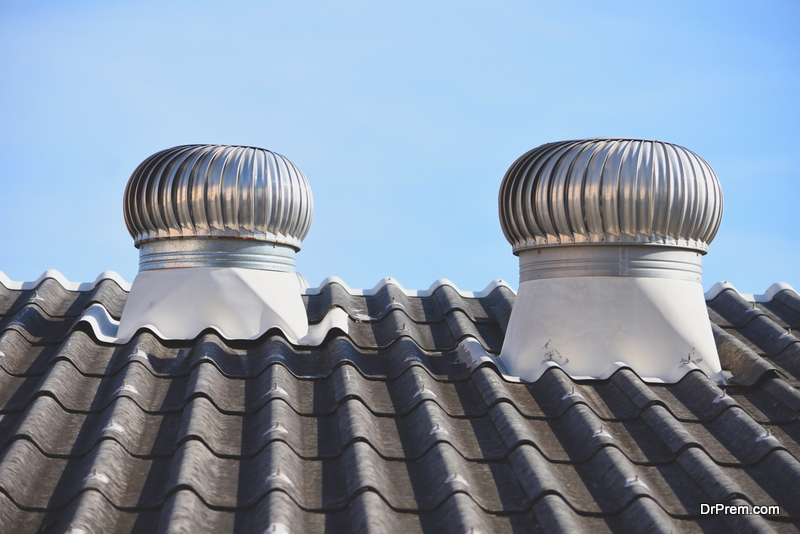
left=1, top=276, right=799, bottom=531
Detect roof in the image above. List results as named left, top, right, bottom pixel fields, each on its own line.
left=1, top=274, right=799, bottom=533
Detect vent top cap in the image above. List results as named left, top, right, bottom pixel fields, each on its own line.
left=124, top=144, right=313, bottom=250
left=499, top=138, right=723, bottom=254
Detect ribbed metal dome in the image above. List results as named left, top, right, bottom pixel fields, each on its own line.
left=124, top=145, right=313, bottom=249
left=499, top=138, right=723, bottom=253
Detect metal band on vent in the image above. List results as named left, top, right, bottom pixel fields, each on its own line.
left=138, top=240, right=297, bottom=272
left=519, top=246, right=703, bottom=282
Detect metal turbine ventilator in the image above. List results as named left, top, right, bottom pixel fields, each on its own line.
left=118, top=145, right=314, bottom=342
left=498, top=138, right=724, bottom=383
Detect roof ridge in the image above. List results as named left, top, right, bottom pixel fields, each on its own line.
left=302, top=276, right=515, bottom=298
left=705, top=281, right=798, bottom=303
left=0, top=270, right=131, bottom=292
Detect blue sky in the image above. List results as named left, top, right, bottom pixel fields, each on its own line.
left=1, top=0, right=798, bottom=293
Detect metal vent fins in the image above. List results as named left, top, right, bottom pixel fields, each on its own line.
left=124, top=145, right=313, bottom=250
left=498, top=138, right=723, bottom=254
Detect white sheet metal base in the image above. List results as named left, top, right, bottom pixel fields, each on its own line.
left=118, top=267, right=309, bottom=342
left=500, top=273, right=723, bottom=384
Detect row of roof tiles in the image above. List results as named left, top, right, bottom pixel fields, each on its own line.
left=0, top=275, right=798, bottom=532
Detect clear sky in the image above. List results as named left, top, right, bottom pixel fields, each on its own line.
left=1, top=0, right=798, bottom=294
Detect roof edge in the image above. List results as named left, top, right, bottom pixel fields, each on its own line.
left=704, top=281, right=798, bottom=302
left=302, top=276, right=515, bottom=298
left=0, top=269, right=132, bottom=292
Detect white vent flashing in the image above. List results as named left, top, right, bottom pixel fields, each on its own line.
left=116, top=237, right=321, bottom=343
left=118, top=265, right=308, bottom=342
left=75, top=292, right=349, bottom=346
left=116, top=238, right=322, bottom=342
left=500, top=247, right=722, bottom=383
left=497, top=138, right=728, bottom=384
left=115, top=243, right=351, bottom=345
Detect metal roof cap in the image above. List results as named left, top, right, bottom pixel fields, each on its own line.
left=118, top=144, right=315, bottom=343
left=498, top=139, right=725, bottom=384
left=498, top=138, right=723, bottom=254
left=124, top=144, right=313, bottom=251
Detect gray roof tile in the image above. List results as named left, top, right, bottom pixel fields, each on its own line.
left=0, top=277, right=799, bottom=532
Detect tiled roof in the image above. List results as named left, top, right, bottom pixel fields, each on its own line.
left=1, top=275, right=799, bottom=533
